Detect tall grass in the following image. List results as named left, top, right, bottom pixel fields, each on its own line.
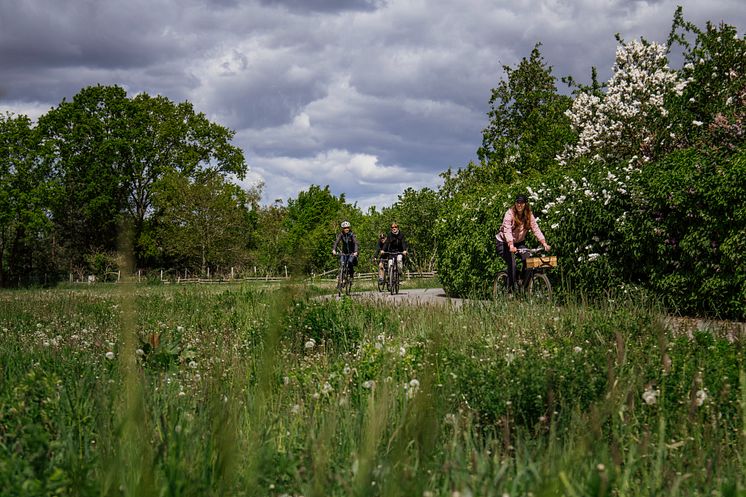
left=0, top=282, right=743, bottom=496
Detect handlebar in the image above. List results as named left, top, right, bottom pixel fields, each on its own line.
left=515, top=247, right=547, bottom=255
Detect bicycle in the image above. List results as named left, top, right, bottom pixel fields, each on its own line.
left=383, top=251, right=404, bottom=295
left=376, top=256, right=389, bottom=292
left=336, top=255, right=354, bottom=296
left=493, top=248, right=556, bottom=301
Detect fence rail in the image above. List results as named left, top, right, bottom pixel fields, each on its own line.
left=70, top=267, right=437, bottom=285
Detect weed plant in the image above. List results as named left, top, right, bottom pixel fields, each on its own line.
left=0, top=283, right=743, bottom=496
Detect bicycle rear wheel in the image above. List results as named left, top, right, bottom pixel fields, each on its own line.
left=388, top=264, right=396, bottom=295
left=528, top=273, right=552, bottom=302
left=345, top=272, right=353, bottom=295
left=377, top=268, right=385, bottom=292
left=493, top=271, right=510, bottom=299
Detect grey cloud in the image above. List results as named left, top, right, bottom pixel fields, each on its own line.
left=257, top=0, right=383, bottom=13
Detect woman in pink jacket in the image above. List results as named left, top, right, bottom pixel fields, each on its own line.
left=495, top=194, right=551, bottom=291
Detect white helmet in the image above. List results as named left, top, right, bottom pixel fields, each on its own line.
left=340, top=221, right=351, bottom=228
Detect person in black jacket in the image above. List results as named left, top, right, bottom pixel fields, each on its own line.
left=332, top=221, right=359, bottom=276
left=382, top=222, right=408, bottom=274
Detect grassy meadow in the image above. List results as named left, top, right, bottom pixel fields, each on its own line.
left=0, top=279, right=744, bottom=497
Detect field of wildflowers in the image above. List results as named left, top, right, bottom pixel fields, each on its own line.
left=1, top=281, right=743, bottom=496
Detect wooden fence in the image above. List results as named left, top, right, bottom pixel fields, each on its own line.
left=71, top=266, right=437, bottom=285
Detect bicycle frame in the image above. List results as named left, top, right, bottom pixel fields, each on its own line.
left=494, top=247, right=554, bottom=299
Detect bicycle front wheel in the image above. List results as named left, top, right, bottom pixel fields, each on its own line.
left=528, top=273, right=552, bottom=302
left=493, top=271, right=510, bottom=299
left=337, top=267, right=345, bottom=297
left=346, top=273, right=353, bottom=295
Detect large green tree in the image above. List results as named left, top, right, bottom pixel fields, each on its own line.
left=37, top=85, right=248, bottom=270
left=474, top=44, right=573, bottom=186
left=37, top=85, right=130, bottom=269
left=151, top=171, right=254, bottom=275
left=0, top=113, right=51, bottom=286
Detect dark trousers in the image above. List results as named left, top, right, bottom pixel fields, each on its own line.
left=497, top=241, right=527, bottom=290
left=340, top=254, right=357, bottom=274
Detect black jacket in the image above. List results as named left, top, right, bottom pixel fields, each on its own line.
left=383, top=231, right=408, bottom=253
left=333, top=231, right=359, bottom=254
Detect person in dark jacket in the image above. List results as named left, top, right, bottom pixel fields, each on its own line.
left=382, top=222, right=408, bottom=274
left=332, top=221, right=359, bottom=276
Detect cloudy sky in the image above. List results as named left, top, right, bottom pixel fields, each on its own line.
left=1, top=0, right=743, bottom=209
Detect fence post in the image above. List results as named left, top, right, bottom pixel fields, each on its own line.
left=160, top=269, right=163, bottom=282
left=207, top=267, right=210, bottom=279
left=231, top=267, right=234, bottom=279
left=284, top=266, right=288, bottom=278
left=118, top=270, right=121, bottom=282
left=254, top=266, right=257, bottom=276
left=138, top=269, right=141, bottom=283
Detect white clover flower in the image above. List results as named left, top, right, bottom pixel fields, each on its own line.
left=343, top=364, right=351, bottom=375
left=177, top=326, right=185, bottom=333
left=304, top=338, right=316, bottom=350
left=178, top=390, right=186, bottom=397
left=695, top=389, right=707, bottom=406
left=573, top=346, right=583, bottom=353
left=588, top=253, right=601, bottom=261
left=642, top=387, right=658, bottom=405
left=188, top=360, right=197, bottom=369
left=135, top=348, right=145, bottom=356
left=321, top=382, right=333, bottom=395
left=291, top=404, right=301, bottom=414
left=105, top=351, right=115, bottom=360
left=692, top=120, right=703, bottom=126
left=362, top=380, right=376, bottom=389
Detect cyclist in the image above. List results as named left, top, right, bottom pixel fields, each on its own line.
left=332, top=221, right=359, bottom=277
left=495, top=195, right=551, bottom=291
left=375, top=232, right=388, bottom=284
left=383, top=222, right=408, bottom=274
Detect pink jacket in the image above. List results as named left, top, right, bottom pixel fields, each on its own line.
left=496, top=208, right=545, bottom=246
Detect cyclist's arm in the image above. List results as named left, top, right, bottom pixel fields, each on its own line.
left=332, top=233, right=341, bottom=253
left=529, top=214, right=550, bottom=251
left=501, top=209, right=515, bottom=249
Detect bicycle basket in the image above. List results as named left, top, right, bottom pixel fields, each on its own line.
left=526, top=255, right=557, bottom=269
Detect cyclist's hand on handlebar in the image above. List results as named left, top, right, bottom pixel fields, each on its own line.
left=542, top=243, right=551, bottom=252
left=403, top=250, right=408, bottom=256
left=332, top=250, right=337, bottom=256
left=509, top=244, right=517, bottom=253
left=352, top=252, right=358, bottom=257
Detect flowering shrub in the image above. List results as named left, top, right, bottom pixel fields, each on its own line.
left=437, top=17, right=745, bottom=318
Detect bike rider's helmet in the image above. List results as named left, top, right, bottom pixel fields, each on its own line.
left=340, top=221, right=351, bottom=229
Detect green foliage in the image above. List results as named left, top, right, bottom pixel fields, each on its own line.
left=0, top=113, right=52, bottom=286
left=283, top=185, right=362, bottom=275
left=2, top=285, right=744, bottom=496
left=151, top=171, right=254, bottom=274
left=472, top=44, right=573, bottom=188
left=380, top=187, right=442, bottom=272
left=623, top=149, right=746, bottom=318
